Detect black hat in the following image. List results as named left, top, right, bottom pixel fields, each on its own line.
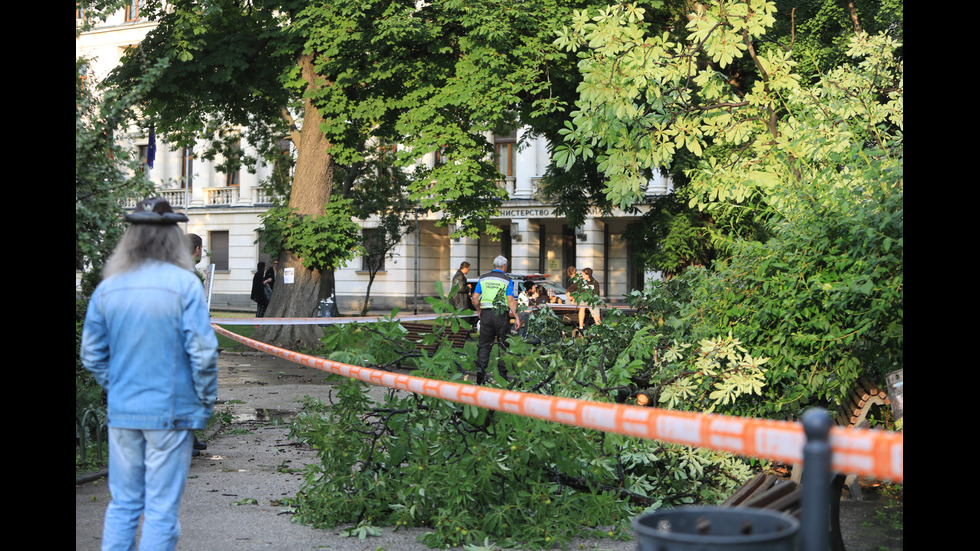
left=125, top=197, right=188, bottom=225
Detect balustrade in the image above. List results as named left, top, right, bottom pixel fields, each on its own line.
left=204, top=186, right=240, bottom=206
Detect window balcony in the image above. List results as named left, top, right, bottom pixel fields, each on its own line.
left=496, top=177, right=515, bottom=198
left=159, top=189, right=187, bottom=208
left=204, top=187, right=240, bottom=206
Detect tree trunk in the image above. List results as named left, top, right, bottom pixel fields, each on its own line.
left=360, top=273, right=377, bottom=316
left=253, top=54, right=335, bottom=350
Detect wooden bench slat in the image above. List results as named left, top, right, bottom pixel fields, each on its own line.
left=400, top=322, right=471, bottom=351
left=740, top=481, right=799, bottom=510
left=721, top=473, right=774, bottom=507
left=724, top=376, right=895, bottom=551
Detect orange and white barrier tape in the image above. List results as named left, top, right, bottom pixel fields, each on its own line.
left=211, top=305, right=635, bottom=326
left=210, top=313, right=450, bottom=325
left=212, top=324, right=903, bottom=482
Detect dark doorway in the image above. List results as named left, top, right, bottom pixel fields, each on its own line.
left=562, top=225, right=576, bottom=285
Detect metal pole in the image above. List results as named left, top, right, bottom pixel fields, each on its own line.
left=414, top=209, right=420, bottom=315
left=184, top=145, right=191, bottom=232
left=801, top=408, right=832, bottom=551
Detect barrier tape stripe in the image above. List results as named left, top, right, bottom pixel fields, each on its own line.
left=211, top=324, right=903, bottom=482
left=210, top=305, right=638, bottom=326
left=210, top=314, right=446, bottom=325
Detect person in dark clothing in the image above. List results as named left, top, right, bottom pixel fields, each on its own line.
left=471, top=256, right=520, bottom=384
left=264, top=260, right=278, bottom=291
left=250, top=262, right=270, bottom=317
left=450, top=261, right=472, bottom=311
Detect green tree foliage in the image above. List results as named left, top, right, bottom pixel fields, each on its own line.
left=77, top=32, right=157, bottom=466
left=258, top=199, right=362, bottom=272
left=555, top=0, right=903, bottom=275
left=75, top=58, right=156, bottom=296
left=104, top=0, right=596, bottom=239
left=554, top=0, right=903, bottom=414
left=98, top=0, right=673, bottom=344
left=769, top=0, right=903, bottom=81
left=288, top=306, right=757, bottom=549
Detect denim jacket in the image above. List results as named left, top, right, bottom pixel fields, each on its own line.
left=81, top=260, right=218, bottom=430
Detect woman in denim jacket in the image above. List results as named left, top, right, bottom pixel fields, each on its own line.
left=81, top=198, right=218, bottom=551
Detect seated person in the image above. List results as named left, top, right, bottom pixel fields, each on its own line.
left=527, top=283, right=547, bottom=307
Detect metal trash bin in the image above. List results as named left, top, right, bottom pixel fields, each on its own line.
left=317, top=297, right=338, bottom=326
left=633, top=506, right=799, bottom=551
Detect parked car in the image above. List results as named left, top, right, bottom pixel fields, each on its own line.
left=507, top=273, right=567, bottom=304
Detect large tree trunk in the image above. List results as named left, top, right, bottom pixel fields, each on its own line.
left=253, top=54, right=335, bottom=350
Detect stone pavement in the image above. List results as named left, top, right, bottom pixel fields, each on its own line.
left=76, top=349, right=899, bottom=550
left=75, top=350, right=636, bottom=551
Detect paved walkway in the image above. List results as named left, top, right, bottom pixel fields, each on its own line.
left=75, top=350, right=635, bottom=551
left=76, top=349, right=899, bottom=550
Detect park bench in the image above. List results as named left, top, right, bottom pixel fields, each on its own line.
left=720, top=376, right=897, bottom=550
left=535, top=303, right=636, bottom=327
left=829, top=377, right=892, bottom=500
left=529, top=304, right=598, bottom=331
left=720, top=471, right=848, bottom=551
left=836, top=377, right=891, bottom=428
left=400, top=321, right=472, bottom=353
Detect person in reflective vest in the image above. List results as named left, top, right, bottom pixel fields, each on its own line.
left=471, top=255, right=520, bottom=384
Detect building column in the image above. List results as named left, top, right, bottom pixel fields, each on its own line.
left=239, top=143, right=260, bottom=205
left=575, top=216, right=606, bottom=282
left=192, top=154, right=214, bottom=207
left=508, top=219, right=533, bottom=273
left=645, top=172, right=674, bottom=195
left=512, top=128, right=535, bottom=199
left=152, top=144, right=171, bottom=189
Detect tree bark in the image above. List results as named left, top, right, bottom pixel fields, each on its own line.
left=253, top=54, right=335, bottom=350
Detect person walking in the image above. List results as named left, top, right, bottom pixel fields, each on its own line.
left=185, top=232, right=209, bottom=455
left=471, top=256, right=520, bottom=384
left=81, top=197, right=218, bottom=551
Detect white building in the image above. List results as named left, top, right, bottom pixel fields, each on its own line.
left=76, top=5, right=671, bottom=314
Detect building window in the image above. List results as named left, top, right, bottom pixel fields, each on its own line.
left=378, top=144, right=398, bottom=158
left=494, top=133, right=517, bottom=178
left=137, top=144, right=150, bottom=174
left=224, top=141, right=241, bottom=186
left=272, top=139, right=292, bottom=184
left=182, top=147, right=194, bottom=189
left=210, top=231, right=229, bottom=271
left=124, top=0, right=145, bottom=21
left=361, top=229, right=386, bottom=272
left=433, top=145, right=448, bottom=166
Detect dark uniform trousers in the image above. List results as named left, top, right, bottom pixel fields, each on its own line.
left=476, top=310, right=511, bottom=384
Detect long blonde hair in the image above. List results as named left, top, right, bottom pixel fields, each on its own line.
left=103, top=223, right=195, bottom=278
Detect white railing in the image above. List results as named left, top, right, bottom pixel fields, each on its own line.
left=159, top=189, right=187, bottom=208
left=252, top=187, right=280, bottom=205
left=204, top=187, right=240, bottom=206
left=495, top=177, right=515, bottom=198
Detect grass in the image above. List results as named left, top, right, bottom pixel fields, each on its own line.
left=211, top=311, right=258, bottom=350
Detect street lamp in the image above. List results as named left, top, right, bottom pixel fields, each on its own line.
left=411, top=207, right=426, bottom=315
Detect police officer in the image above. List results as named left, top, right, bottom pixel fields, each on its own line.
left=471, top=255, right=521, bottom=384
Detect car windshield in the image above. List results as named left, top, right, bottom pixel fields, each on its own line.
left=538, top=282, right=565, bottom=293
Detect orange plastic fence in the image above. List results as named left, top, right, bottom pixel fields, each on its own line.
left=212, top=324, right=903, bottom=482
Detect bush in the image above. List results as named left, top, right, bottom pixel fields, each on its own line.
left=287, top=306, right=755, bottom=549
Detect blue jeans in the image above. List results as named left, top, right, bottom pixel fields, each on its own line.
left=102, top=428, right=194, bottom=551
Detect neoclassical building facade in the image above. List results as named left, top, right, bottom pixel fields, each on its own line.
left=76, top=6, right=671, bottom=313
